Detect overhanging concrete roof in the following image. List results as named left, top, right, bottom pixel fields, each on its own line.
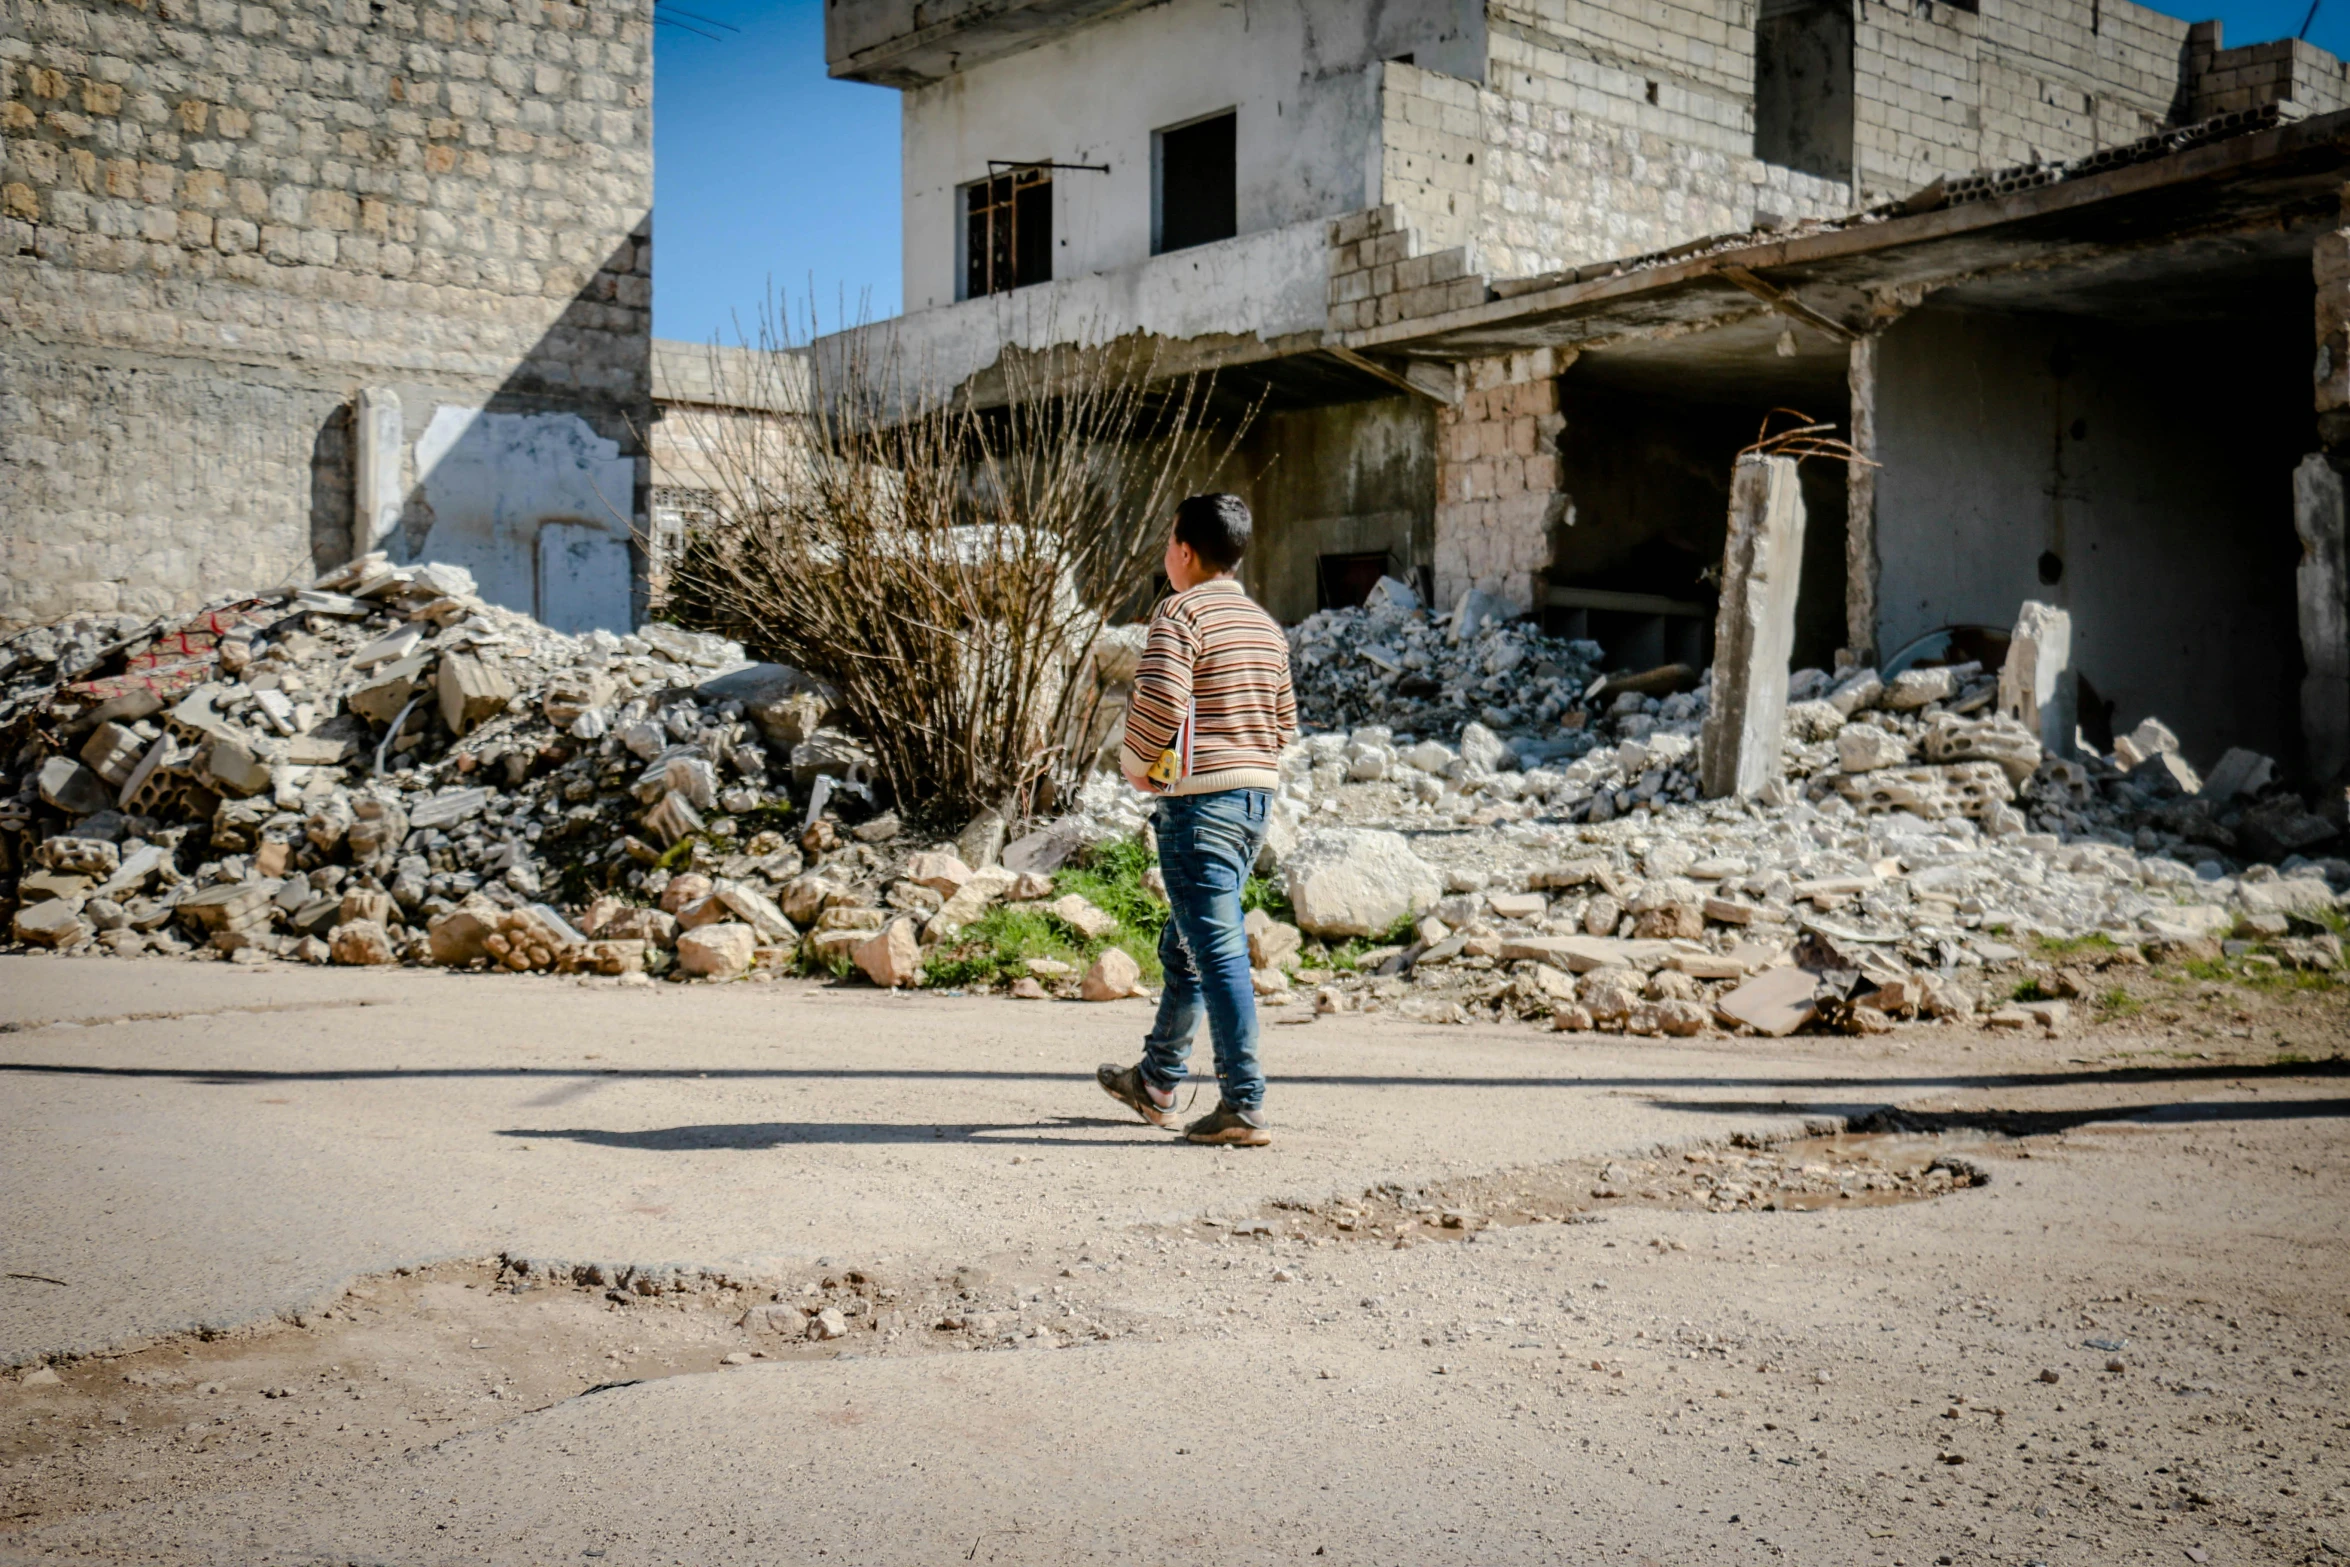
left=1341, top=108, right=2350, bottom=366
left=826, top=0, right=1152, bottom=88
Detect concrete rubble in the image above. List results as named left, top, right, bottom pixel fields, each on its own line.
left=4, top=567, right=2345, bottom=1038
left=0, top=556, right=1110, bottom=989
left=1035, top=590, right=2349, bottom=1035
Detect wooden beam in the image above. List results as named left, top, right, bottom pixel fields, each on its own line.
left=1322, top=344, right=1461, bottom=404
left=1717, top=265, right=1861, bottom=342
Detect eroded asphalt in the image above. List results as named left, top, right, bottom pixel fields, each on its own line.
left=1, top=953, right=2344, bottom=1565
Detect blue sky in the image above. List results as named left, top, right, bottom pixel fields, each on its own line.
left=649, top=0, right=2350, bottom=348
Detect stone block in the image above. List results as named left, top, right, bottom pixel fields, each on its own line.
left=1244, top=908, right=1303, bottom=969
left=852, top=918, right=922, bottom=988
left=1836, top=724, right=1910, bottom=773
left=677, top=922, right=756, bottom=979
left=2199, top=747, right=2276, bottom=805
left=1713, top=964, right=1817, bottom=1035
left=38, top=757, right=111, bottom=815
left=349, top=655, right=433, bottom=726
left=199, top=735, right=272, bottom=797
left=1283, top=829, right=1443, bottom=938
left=437, top=652, right=513, bottom=737
left=13, top=900, right=91, bottom=948
left=329, top=919, right=397, bottom=965
left=79, top=722, right=146, bottom=787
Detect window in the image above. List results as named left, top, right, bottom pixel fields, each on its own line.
left=1153, top=110, right=1236, bottom=255
left=964, top=166, right=1052, bottom=298
left=1753, top=0, right=1854, bottom=182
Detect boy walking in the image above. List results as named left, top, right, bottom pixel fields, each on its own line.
left=1096, top=494, right=1296, bottom=1147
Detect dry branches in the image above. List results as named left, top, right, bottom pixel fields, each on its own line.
left=662, top=307, right=1250, bottom=825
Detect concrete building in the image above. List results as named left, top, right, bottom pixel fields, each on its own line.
left=826, top=0, right=2350, bottom=784
left=1, top=0, right=655, bottom=636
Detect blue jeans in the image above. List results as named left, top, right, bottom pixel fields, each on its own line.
left=1140, top=788, right=1271, bottom=1113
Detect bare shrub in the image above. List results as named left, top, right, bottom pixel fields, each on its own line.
left=663, top=312, right=1250, bottom=825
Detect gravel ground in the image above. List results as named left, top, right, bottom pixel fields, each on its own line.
left=0, top=956, right=2343, bottom=1565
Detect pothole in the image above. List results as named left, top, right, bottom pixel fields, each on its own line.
left=1226, top=1124, right=1999, bottom=1247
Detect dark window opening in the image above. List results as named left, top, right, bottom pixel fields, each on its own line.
left=965, top=167, right=1052, bottom=298
left=1754, top=0, right=1854, bottom=182
left=1316, top=551, right=1393, bottom=611
left=1154, top=111, right=1236, bottom=255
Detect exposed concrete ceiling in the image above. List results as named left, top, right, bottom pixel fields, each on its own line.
left=1347, top=110, right=2350, bottom=366
left=827, top=0, right=1155, bottom=87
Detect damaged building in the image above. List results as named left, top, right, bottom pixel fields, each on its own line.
left=1, top=0, right=657, bottom=637
left=825, top=0, right=2350, bottom=788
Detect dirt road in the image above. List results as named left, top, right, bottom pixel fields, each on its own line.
left=1, top=953, right=2344, bottom=1564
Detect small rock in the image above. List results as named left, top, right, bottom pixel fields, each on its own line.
left=329, top=919, right=397, bottom=966
left=807, top=1307, right=848, bottom=1341
left=852, top=918, right=923, bottom=988
left=1079, top=946, right=1143, bottom=1001
left=1048, top=894, right=1118, bottom=941
left=676, top=922, right=757, bottom=979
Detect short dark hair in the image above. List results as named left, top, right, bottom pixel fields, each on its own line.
left=1173, top=493, right=1252, bottom=571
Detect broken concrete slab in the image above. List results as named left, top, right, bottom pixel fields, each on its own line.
left=1283, top=829, right=1444, bottom=938
left=2199, top=747, right=2277, bottom=806
left=1700, top=455, right=1806, bottom=800
left=437, top=653, right=514, bottom=738
left=37, top=757, right=110, bottom=815
left=1713, top=964, right=1818, bottom=1036
left=2294, top=454, right=2349, bottom=785
left=1999, top=602, right=2075, bottom=759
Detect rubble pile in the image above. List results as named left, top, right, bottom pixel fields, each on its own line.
left=0, top=555, right=1044, bottom=977
left=1036, top=593, right=2350, bottom=1038
left=5, top=565, right=2344, bottom=1042
left=1285, top=579, right=1606, bottom=754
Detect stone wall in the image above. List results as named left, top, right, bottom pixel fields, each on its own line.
left=1851, top=0, right=2194, bottom=205
left=1379, top=53, right=1851, bottom=286
left=1433, top=347, right=1566, bottom=614
left=0, top=0, right=654, bottom=633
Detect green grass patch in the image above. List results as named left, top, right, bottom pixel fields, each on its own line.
left=2095, top=986, right=2142, bottom=1020
left=1054, top=836, right=1170, bottom=943
left=2036, top=932, right=2118, bottom=959
left=1322, top=914, right=1422, bottom=973
left=2010, top=977, right=2057, bottom=1003
left=920, top=835, right=1170, bottom=991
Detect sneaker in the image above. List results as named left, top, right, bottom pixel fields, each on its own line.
left=1096, top=1062, right=1175, bottom=1129
left=1183, top=1100, right=1270, bottom=1147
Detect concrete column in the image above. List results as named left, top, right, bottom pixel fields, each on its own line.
left=1999, top=600, right=2076, bottom=759
left=2294, top=454, right=2350, bottom=785
left=351, top=387, right=405, bottom=557
left=1700, top=455, right=1807, bottom=799
left=1844, top=333, right=1880, bottom=666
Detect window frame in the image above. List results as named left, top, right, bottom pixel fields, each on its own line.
left=1150, top=107, right=1238, bottom=257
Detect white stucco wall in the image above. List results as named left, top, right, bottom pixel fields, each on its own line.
left=408, top=407, right=640, bottom=635
left=897, top=0, right=1484, bottom=314
left=839, top=216, right=1333, bottom=404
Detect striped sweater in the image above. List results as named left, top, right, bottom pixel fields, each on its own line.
left=1118, top=577, right=1297, bottom=795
